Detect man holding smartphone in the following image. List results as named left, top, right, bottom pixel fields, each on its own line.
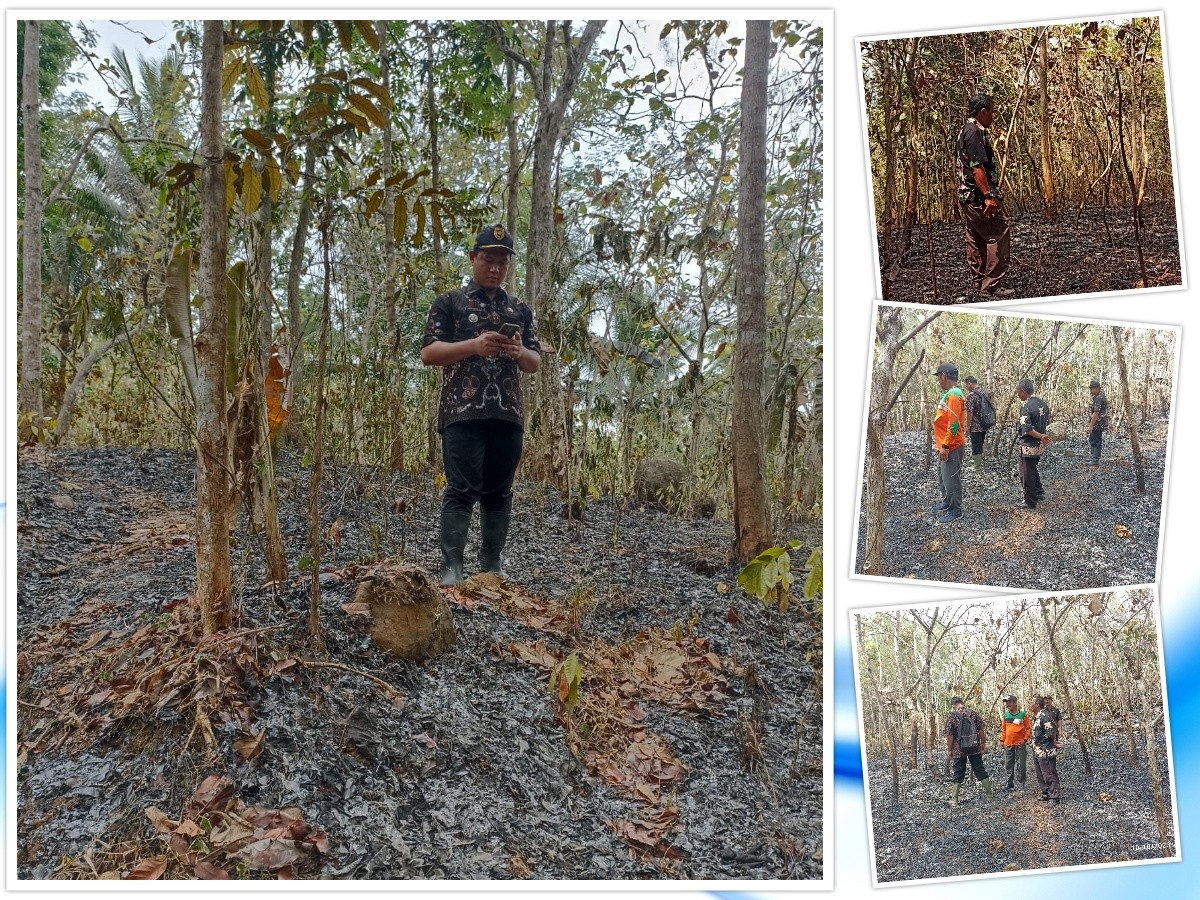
left=421, top=224, right=541, bottom=585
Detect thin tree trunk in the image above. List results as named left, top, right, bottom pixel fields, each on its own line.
left=1040, top=29, right=1055, bottom=220
left=195, top=20, right=232, bottom=634
left=53, top=323, right=147, bottom=442
left=1112, top=326, right=1146, bottom=492
left=19, top=20, right=44, bottom=432
left=1136, top=676, right=1171, bottom=854
left=284, top=141, right=316, bottom=434
left=309, top=214, right=334, bottom=656
left=731, top=21, right=772, bottom=563
left=504, top=52, right=520, bottom=295
left=1039, top=600, right=1093, bottom=775
left=423, top=23, right=444, bottom=290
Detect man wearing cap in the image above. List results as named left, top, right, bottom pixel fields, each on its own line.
left=930, top=363, right=967, bottom=525
left=421, top=224, right=541, bottom=585
left=1031, top=695, right=1061, bottom=804
left=999, top=694, right=1031, bottom=791
left=963, top=375, right=994, bottom=472
left=955, top=93, right=1014, bottom=299
left=944, top=695, right=994, bottom=807
left=1085, top=380, right=1110, bottom=467
left=1014, top=378, right=1051, bottom=510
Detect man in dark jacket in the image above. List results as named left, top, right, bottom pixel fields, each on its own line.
left=1031, top=695, right=1062, bottom=804
left=1085, top=380, right=1110, bottom=467
left=421, top=225, right=542, bottom=585
left=1014, top=378, right=1051, bottom=510
left=955, top=93, right=1014, bottom=299
left=944, top=695, right=994, bottom=807
left=963, top=375, right=994, bottom=472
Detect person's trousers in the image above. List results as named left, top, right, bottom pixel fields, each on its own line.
left=1018, top=450, right=1043, bottom=506
left=970, top=430, right=987, bottom=456
left=1088, top=428, right=1103, bottom=463
left=951, top=752, right=989, bottom=784
left=440, top=419, right=524, bottom=516
left=963, top=202, right=1011, bottom=293
left=938, top=445, right=965, bottom=511
left=1004, top=744, right=1027, bottom=786
left=1034, top=754, right=1061, bottom=798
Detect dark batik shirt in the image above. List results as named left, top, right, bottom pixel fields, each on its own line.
left=955, top=118, right=999, bottom=204
left=1091, top=391, right=1109, bottom=431
left=1032, top=708, right=1058, bottom=757
left=1018, top=395, right=1050, bottom=446
left=965, top=388, right=991, bottom=433
left=421, top=279, right=541, bottom=432
left=943, top=708, right=986, bottom=758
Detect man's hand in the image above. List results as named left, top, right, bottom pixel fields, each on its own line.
left=500, top=333, right=523, bottom=360
left=938, top=447, right=949, bottom=462
left=1039, top=434, right=1051, bottom=446
left=983, top=197, right=1000, bottom=219
left=473, top=332, right=510, bottom=358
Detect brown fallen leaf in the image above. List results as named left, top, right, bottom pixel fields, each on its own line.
left=189, top=774, right=234, bottom=814
left=79, top=629, right=110, bottom=651
left=128, top=856, right=168, bottom=880
left=194, top=860, right=230, bottom=879
left=1114, top=523, right=1135, bottom=540
left=1099, top=791, right=1116, bottom=802
left=339, top=602, right=372, bottom=617
left=233, top=729, right=266, bottom=761
left=144, top=807, right=177, bottom=835
left=237, top=838, right=314, bottom=872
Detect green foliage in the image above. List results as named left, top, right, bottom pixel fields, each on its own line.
left=738, top=540, right=807, bottom=611
left=549, top=651, right=583, bottom=711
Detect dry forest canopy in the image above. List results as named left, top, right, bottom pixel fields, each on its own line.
left=16, top=18, right=823, bottom=525
left=856, top=592, right=1175, bottom=879
left=861, top=18, right=1181, bottom=301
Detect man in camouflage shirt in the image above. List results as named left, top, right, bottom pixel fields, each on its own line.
left=963, top=375, right=993, bottom=472
left=944, top=695, right=994, bottom=807
left=1085, top=380, right=1110, bottom=466
left=1031, top=695, right=1062, bottom=804
left=421, top=224, right=541, bottom=585
left=955, top=93, right=1014, bottom=299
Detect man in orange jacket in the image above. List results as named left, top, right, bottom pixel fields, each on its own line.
left=1000, top=694, right=1031, bottom=791
left=930, top=363, right=967, bottom=524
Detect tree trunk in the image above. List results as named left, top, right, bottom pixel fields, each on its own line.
left=53, top=323, right=146, bottom=442
left=1136, top=676, right=1171, bottom=854
left=1039, top=600, right=1093, bottom=775
left=195, top=20, right=232, bottom=634
left=504, top=52, right=520, bottom=295
left=522, top=20, right=604, bottom=490
left=284, top=141, right=316, bottom=435
left=309, top=214, right=334, bottom=656
left=1039, top=29, right=1055, bottom=220
left=423, top=23, right=444, bottom=290
left=19, top=20, right=44, bottom=433
left=730, top=21, right=773, bottom=563
left=1112, top=326, right=1146, bottom=492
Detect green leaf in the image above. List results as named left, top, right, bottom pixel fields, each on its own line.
left=76, top=235, right=93, bottom=252
left=301, top=450, right=313, bottom=468
left=803, top=549, right=823, bottom=600
left=298, top=555, right=314, bottom=572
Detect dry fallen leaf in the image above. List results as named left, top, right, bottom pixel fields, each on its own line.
left=1114, top=523, right=1135, bottom=540
left=128, top=856, right=168, bottom=880
left=234, top=729, right=266, bottom=761
left=194, top=860, right=230, bottom=879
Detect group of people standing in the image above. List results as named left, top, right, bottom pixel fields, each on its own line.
left=929, top=363, right=1109, bottom=524
left=944, top=694, right=1064, bottom=807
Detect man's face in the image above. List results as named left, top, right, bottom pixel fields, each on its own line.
left=976, top=106, right=994, bottom=127
left=470, top=249, right=513, bottom=290
left=1005, top=699, right=1018, bottom=714
left=937, top=373, right=951, bottom=391
left=966, top=381, right=977, bottom=393
left=1090, top=386, right=1100, bottom=396
left=1045, top=697, right=1055, bottom=709
left=1017, top=389, right=1030, bottom=401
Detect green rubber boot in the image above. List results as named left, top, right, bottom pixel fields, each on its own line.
left=438, top=507, right=472, bottom=586
left=982, top=777, right=994, bottom=801
left=478, top=508, right=511, bottom=578
left=950, top=783, right=961, bottom=808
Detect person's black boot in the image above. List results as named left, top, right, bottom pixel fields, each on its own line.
left=478, top=509, right=511, bottom=578
left=438, top=508, right=472, bottom=586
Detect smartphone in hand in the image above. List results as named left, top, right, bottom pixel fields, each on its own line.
left=498, top=322, right=520, bottom=339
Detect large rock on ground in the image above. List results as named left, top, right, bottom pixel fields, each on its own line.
left=1046, top=421, right=1068, bottom=442
left=634, top=456, right=688, bottom=513
left=355, top=564, right=456, bottom=661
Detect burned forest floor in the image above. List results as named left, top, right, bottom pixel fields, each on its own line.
left=877, top=201, right=1182, bottom=305
left=15, top=447, right=823, bottom=881
left=855, top=419, right=1168, bottom=589
left=867, top=733, right=1176, bottom=882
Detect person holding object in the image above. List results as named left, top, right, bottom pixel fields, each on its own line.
left=1085, top=379, right=1109, bottom=467
left=930, top=363, right=967, bottom=525
left=1031, top=695, right=1062, bottom=804
left=421, top=224, right=541, bottom=585
left=955, top=93, right=1014, bottom=299
left=1014, top=378, right=1051, bottom=510
left=944, top=695, right=994, bottom=807
left=999, top=694, right=1030, bottom=792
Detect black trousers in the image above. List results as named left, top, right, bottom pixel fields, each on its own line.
left=440, top=419, right=524, bottom=515
left=1034, top=754, right=1061, bottom=798
left=951, top=752, right=989, bottom=784
left=1088, top=428, right=1103, bottom=463
left=970, top=430, right=986, bottom=455
left=1018, top=450, right=1043, bottom=506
